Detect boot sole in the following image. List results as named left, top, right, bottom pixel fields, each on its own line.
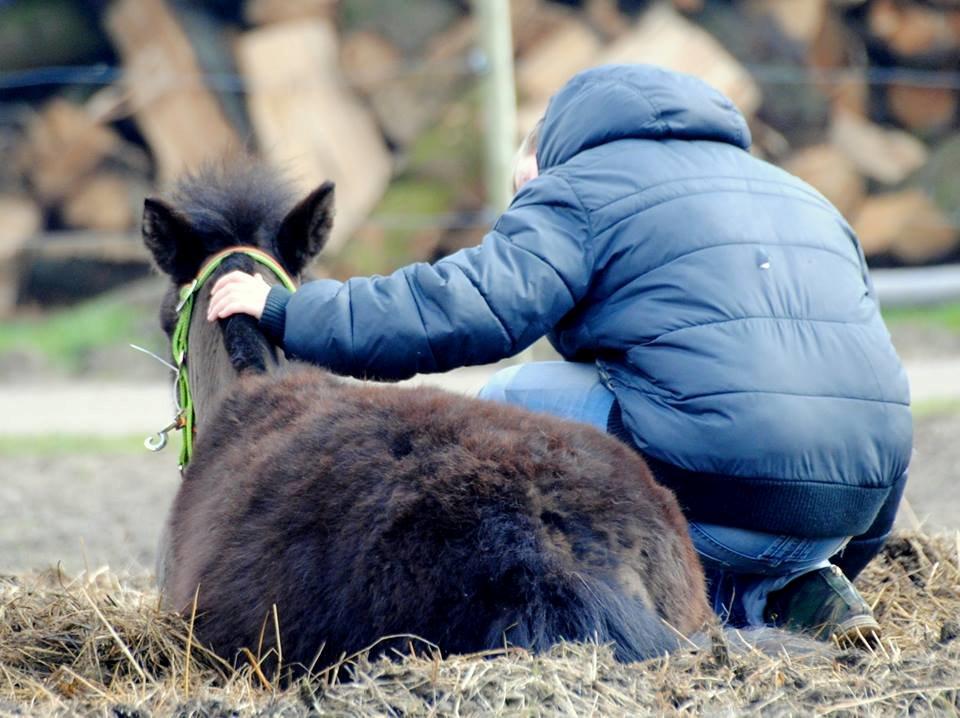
left=832, top=615, right=882, bottom=648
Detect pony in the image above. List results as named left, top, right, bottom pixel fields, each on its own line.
left=142, top=159, right=711, bottom=676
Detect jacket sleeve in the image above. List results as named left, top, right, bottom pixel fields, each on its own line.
left=259, top=174, right=593, bottom=381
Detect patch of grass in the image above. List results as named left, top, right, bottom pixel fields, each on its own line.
left=334, top=176, right=459, bottom=276
left=883, top=302, right=960, bottom=333
left=911, top=397, right=960, bottom=419
left=407, top=103, right=485, bottom=186
left=373, top=175, right=457, bottom=219
left=0, top=434, right=147, bottom=456
left=0, top=298, right=146, bottom=371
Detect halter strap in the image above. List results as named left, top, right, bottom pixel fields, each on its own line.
left=170, top=247, right=298, bottom=470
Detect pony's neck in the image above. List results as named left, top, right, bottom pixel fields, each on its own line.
left=186, top=285, right=283, bottom=430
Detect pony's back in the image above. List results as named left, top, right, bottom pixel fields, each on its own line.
left=163, top=365, right=710, bottom=671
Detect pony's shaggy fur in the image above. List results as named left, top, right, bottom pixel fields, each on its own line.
left=143, top=161, right=711, bottom=676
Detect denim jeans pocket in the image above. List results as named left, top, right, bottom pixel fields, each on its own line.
left=757, top=535, right=803, bottom=566
left=689, top=523, right=850, bottom=576
left=688, top=523, right=777, bottom=572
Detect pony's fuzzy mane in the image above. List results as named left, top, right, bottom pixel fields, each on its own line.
left=171, top=159, right=297, bottom=249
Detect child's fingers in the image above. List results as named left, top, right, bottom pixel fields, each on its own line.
left=206, top=292, right=233, bottom=320
left=208, top=273, right=251, bottom=320
left=209, top=300, right=245, bottom=321
left=207, top=272, right=269, bottom=321
left=209, top=297, right=255, bottom=321
left=210, top=270, right=254, bottom=296
left=207, top=285, right=248, bottom=320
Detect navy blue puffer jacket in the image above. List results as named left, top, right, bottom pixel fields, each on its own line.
left=260, top=65, right=912, bottom=538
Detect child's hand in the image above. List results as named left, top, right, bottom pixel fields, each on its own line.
left=207, top=271, right=271, bottom=321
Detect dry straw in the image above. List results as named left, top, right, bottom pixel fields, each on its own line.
left=1, top=531, right=958, bottom=717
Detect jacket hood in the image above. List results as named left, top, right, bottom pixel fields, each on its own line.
left=537, top=64, right=752, bottom=171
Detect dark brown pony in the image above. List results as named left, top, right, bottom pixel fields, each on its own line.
left=143, top=160, right=711, bottom=676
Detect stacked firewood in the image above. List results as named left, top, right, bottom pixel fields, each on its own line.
left=514, top=0, right=960, bottom=269
left=1, top=0, right=401, bottom=310
left=1, top=0, right=958, bottom=314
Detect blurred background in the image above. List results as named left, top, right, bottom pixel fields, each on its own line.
left=0, top=0, right=958, bottom=575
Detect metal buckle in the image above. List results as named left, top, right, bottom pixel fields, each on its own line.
left=176, top=280, right=198, bottom=313
left=144, top=414, right=185, bottom=452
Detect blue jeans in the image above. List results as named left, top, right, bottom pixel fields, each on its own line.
left=479, top=361, right=850, bottom=627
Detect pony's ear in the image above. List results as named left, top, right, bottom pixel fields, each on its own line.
left=142, top=198, right=205, bottom=282
left=276, top=181, right=335, bottom=275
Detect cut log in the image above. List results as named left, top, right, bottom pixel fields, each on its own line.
left=61, top=173, right=149, bottom=232
left=886, top=83, right=958, bottom=136
left=342, top=20, right=474, bottom=147
left=603, top=4, right=762, bottom=117
left=747, top=0, right=827, bottom=46
left=750, top=119, right=791, bottom=161
left=670, top=0, right=705, bottom=13
left=425, top=15, right=476, bottom=64
left=782, top=144, right=865, bottom=219
left=810, top=9, right=869, bottom=117
left=0, top=195, right=42, bottom=317
left=0, top=197, right=41, bottom=255
left=244, top=0, right=337, bottom=25
left=516, top=18, right=602, bottom=102
left=174, top=4, right=253, bottom=144
left=341, top=31, right=403, bottom=96
left=854, top=190, right=958, bottom=263
left=106, top=0, right=241, bottom=182
left=584, top=0, right=630, bottom=39
left=510, top=0, right=572, bottom=57
left=867, top=0, right=960, bottom=60
left=829, top=109, right=928, bottom=186
left=236, top=20, right=392, bottom=253
left=18, top=100, right=121, bottom=205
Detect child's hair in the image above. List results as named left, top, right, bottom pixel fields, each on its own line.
left=512, top=118, right=544, bottom=193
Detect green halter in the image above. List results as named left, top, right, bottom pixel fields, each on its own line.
left=169, top=246, right=297, bottom=470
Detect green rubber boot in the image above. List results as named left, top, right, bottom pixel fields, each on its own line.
left=764, top=565, right=881, bottom=648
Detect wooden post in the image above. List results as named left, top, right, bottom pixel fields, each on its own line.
left=475, top=0, right=518, bottom=214
left=478, top=1, right=554, bottom=363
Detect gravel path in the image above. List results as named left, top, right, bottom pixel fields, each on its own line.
left=903, top=412, right=960, bottom=535
left=0, top=452, right=178, bottom=575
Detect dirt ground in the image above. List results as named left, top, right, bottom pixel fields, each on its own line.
left=0, top=451, right=178, bottom=575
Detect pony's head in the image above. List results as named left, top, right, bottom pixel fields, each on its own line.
left=143, top=159, right=334, bottom=286
left=142, top=159, right=334, bottom=335
left=141, top=159, right=335, bottom=427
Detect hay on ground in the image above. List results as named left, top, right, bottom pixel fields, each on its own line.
left=0, top=531, right=958, bottom=717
